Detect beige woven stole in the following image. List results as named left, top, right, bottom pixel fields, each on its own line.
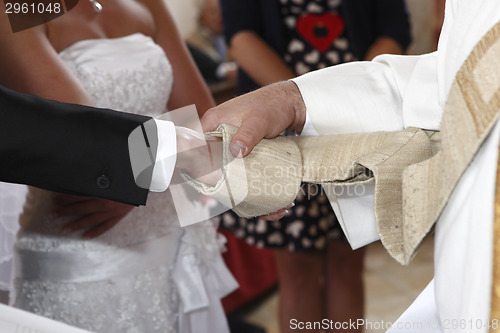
left=490, top=146, right=500, bottom=333
left=188, top=21, right=500, bottom=266
left=196, top=124, right=433, bottom=249
left=398, top=21, right=500, bottom=265
left=296, top=128, right=433, bottom=263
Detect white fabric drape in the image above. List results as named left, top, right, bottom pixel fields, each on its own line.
left=0, top=303, right=92, bottom=333
left=293, top=0, right=500, bottom=331
left=0, top=183, right=25, bottom=291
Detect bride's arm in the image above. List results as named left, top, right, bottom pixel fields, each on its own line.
left=0, top=22, right=94, bottom=104
left=138, top=0, right=216, bottom=116
left=0, top=16, right=135, bottom=238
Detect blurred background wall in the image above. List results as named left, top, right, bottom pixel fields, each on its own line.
left=406, top=0, right=434, bottom=54
left=164, top=0, right=203, bottom=38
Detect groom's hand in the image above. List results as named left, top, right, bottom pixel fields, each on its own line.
left=201, top=81, right=307, bottom=157
left=174, top=127, right=223, bottom=186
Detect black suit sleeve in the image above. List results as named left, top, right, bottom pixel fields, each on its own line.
left=0, top=85, right=152, bottom=206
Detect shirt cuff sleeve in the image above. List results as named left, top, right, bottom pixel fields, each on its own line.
left=149, top=119, right=177, bottom=192
left=323, top=182, right=380, bottom=249
left=127, top=119, right=177, bottom=192
left=300, top=111, right=320, bottom=136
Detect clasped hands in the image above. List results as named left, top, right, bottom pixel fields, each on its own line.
left=52, top=81, right=306, bottom=238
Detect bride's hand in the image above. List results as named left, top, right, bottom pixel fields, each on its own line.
left=51, top=194, right=134, bottom=238
left=259, top=202, right=295, bottom=221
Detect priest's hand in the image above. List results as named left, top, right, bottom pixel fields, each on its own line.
left=201, top=81, right=306, bottom=158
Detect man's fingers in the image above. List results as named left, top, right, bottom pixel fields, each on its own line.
left=201, top=106, right=240, bottom=132
left=230, top=116, right=269, bottom=157
left=200, top=108, right=222, bottom=132
left=202, top=109, right=267, bottom=158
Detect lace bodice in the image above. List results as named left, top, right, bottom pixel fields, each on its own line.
left=59, top=33, right=173, bottom=117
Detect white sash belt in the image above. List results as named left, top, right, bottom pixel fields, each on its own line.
left=12, top=227, right=237, bottom=333
left=13, top=230, right=182, bottom=283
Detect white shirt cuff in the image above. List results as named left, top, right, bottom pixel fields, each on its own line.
left=128, top=119, right=177, bottom=192
left=149, top=119, right=177, bottom=192
left=301, top=112, right=320, bottom=136
left=323, top=182, right=379, bottom=249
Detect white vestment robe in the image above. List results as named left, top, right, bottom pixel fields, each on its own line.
left=293, top=0, right=500, bottom=331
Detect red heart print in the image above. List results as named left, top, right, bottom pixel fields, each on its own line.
left=296, top=13, right=345, bottom=53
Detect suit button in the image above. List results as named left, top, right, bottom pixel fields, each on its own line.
left=96, top=174, right=111, bottom=189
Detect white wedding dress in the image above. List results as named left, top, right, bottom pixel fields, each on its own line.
left=9, top=33, right=237, bottom=333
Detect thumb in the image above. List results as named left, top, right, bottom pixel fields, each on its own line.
left=230, top=117, right=267, bottom=158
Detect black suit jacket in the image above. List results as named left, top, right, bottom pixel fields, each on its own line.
left=0, top=85, right=152, bottom=206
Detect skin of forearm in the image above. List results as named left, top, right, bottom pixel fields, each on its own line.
left=229, top=31, right=295, bottom=86
left=286, top=81, right=307, bottom=133
left=364, top=37, right=404, bottom=61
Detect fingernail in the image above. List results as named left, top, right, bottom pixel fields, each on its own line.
left=279, top=210, right=288, bottom=217
left=230, top=141, right=246, bottom=158
left=286, top=202, right=295, bottom=209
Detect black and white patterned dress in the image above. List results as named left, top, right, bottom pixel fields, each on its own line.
left=220, top=0, right=357, bottom=251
